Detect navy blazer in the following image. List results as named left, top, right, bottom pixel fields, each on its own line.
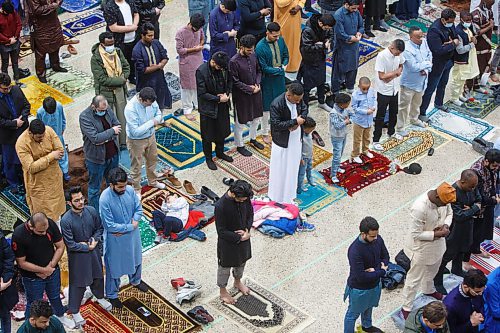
left=426, top=19, right=457, bottom=71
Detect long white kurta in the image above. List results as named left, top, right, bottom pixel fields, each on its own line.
left=267, top=99, right=302, bottom=204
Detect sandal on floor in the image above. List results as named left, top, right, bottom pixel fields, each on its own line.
left=192, top=194, right=208, bottom=201
left=67, top=45, right=77, bottom=55
left=187, top=307, right=209, bottom=324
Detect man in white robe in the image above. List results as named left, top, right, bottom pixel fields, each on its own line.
left=268, top=82, right=308, bottom=204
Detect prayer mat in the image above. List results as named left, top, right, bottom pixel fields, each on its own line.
left=319, top=152, right=397, bottom=196
left=140, top=218, right=157, bottom=253
left=0, top=196, right=19, bottom=232
left=326, top=39, right=382, bottom=68
left=443, top=0, right=471, bottom=12
left=387, top=16, right=433, bottom=33
left=19, top=76, right=73, bottom=114
left=427, top=108, right=495, bottom=143
left=81, top=301, right=131, bottom=333
left=61, top=0, right=100, bottom=12
left=209, top=278, right=315, bottom=333
left=0, top=187, right=29, bottom=220
left=215, top=149, right=270, bottom=194
left=155, top=115, right=205, bottom=169
left=46, top=66, right=94, bottom=98
left=296, top=171, right=346, bottom=216
left=469, top=227, right=500, bottom=275
left=112, top=282, right=201, bottom=333
left=127, top=72, right=181, bottom=103
left=444, top=91, right=499, bottom=119
left=61, top=9, right=105, bottom=38
left=247, top=135, right=333, bottom=168
left=64, top=148, right=90, bottom=196
left=19, top=39, right=32, bottom=58
left=140, top=184, right=194, bottom=220
left=381, top=126, right=451, bottom=165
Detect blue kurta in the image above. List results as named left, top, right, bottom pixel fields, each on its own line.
left=209, top=6, right=239, bottom=58
left=484, top=267, right=500, bottom=333
left=99, top=185, right=143, bottom=279
left=255, top=36, right=289, bottom=111
left=333, top=7, right=365, bottom=72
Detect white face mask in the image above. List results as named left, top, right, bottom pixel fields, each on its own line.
left=104, top=45, right=115, bottom=54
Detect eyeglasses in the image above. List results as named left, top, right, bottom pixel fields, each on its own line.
left=72, top=197, right=86, bottom=203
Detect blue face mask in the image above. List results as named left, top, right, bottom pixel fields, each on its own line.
left=463, top=22, right=472, bottom=28
left=445, top=22, right=454, bottom=28
left=95, top=111, right=106, bottom=117
left=104, top=45, right=115, bottom=54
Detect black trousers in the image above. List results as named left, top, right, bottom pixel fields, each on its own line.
left=373, top=92, right=398, bottom=142
left=304, top=83, right=326, bottom=106
left=464, top=206, right=495, bottom=261
left=202, top=139, right=224, bottom=160
left=434, top=247, right=465, bottom=287
left=364, top=15, right=381, bottom=31
left=68, top=277, right=104, bottom=314
left=0, top=45, right=20, bottom=79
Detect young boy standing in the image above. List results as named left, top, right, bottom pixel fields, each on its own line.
left=330, top=93, right=354, bottom=183
left=351, top=77, right=376, bottom=164
left=297, top=117, right=317, bottom=194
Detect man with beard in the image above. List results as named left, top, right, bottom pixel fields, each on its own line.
left=344, top=216, right=388, bottom=333
left=99, top=167, right=147, bottom=308
left=434, top=170, right=481, bottom=295
left=61, top=186, right=112, bottom=327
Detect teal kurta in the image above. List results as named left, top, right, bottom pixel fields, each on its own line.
left=255, top=36, right=289, bottom=111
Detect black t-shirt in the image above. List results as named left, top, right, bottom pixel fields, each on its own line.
left=11, top=219, right=63, bottom=278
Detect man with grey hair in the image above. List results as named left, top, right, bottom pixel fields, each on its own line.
left=79, top=95, right=122, bottom=212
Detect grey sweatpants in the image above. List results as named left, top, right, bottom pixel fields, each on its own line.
left=217, top=263, right=246, bottom=288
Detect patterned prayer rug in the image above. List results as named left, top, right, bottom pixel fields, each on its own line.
left=326, top=39, right=382, bottom=68
left=81, top=301, right=131, bottom=332
left=0, top=196, right=19, bottom=232
left=443, top=0, right=471, bottom=12
left=19, top=39, right=32, bottom=58
left=139, top=218, right=157, bottom=253
left=215, top=149, right=270, bottom=194
left=61, top=9, right=105, bottom=38
left=209, top=278, right=315, bottom=333
left=46, top=66, right=94, bottom=98
left=469, top=227, right=500, bottom=275
left=119, top=149, right=173, bottom=184
left=19, top=76, right=73, bottom=114
left=387, top=16, right=433, bottom=33
left=65, top=148, right=90, bottom=196
left=61, top=0, right=100, bottom=12
left=296, top=171, right=346, bottom=216
left=319, top=152, right=397, bottom=196
left=247, top=135, right=332, bottom=168
left=444, top=91, right=499, bottom=119
left=427, top=108, right=495, bottom=143
left=112, top=283, right=201, bottom=333
left=127, top=72, right=181, bottom=103
left=140, top=184, right=194, bottom=220
left=155, top=115, right=205, bottom=170
left=381, top=126, right=451, bottom=165
left=0, top=187, right=29, bottom=220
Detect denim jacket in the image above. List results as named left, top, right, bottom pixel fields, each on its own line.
left=329, top=103, right=354, bottom=138
left=351, top=88, right=376, bottom=129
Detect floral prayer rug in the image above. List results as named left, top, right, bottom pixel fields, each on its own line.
left=112, top=283, right=201, bottom=333
left=387, top=16, right=433, bottom=33
left=427, top=108, right=495, bottom=143
left=320, top=152, right=397, bottom=196
left=0, top=187, right=29, bottom=220
left=444, top=91, right=499, bottom=119
left=61, top=9, right=105, bottom=37
left=19, top=76, right=73, bottom=114
left=0, top=196, right=19, bottom=232
left=140, top=184, right=194, bottom=221
left=469, top=227, right=500, bottom=275
left=61, top=0, right=100, bottom=12
left=81, top=301, right=132, bottom=333
left=209, top=278, right=315, bottom=333
left=443, top=0, right=471, bottom=13
left=139, top=218, right=157, bottom=253
left=215, top=149, right=270, bottom=194
left=295, top=171, right=346, bottom=216
left=46, top=66, right=94, bottom=98
left=128, top=72, right=181, bottom=103
left=381, top=126, right=451, bottom=166
left=326, top=39, right=382, bottom=68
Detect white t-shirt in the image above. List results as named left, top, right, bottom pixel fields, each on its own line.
left=374, top=48, right=405, bottom=96
left=117, top=1, right=135, bottom=43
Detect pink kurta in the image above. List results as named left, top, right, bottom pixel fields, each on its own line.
left=175, top=26, right=204, bottom=89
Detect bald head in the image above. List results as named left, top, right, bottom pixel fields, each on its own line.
left=459, top=169, right=478, bottom=192
left=29, top=212, right=49, bottom=235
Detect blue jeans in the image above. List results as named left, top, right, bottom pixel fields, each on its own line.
left=297, top=157, right=313, bottom=193
left=331, top=136, right=347, bottom=176
left=344, top=306, right=373, bottom=333
left=152, top=210, right=183, bottom=235
left=332, top=59, right=358, bottom=94
left=0, top=308, right=11, bottom=333
left=22, top=267, right=66, bottom=318
left=419, top=60, right=453, bottom=116
left=86, top=154, right=119, bottom=213
left=105, top=264, right=142, bottom=299
left=1, top=144, right=21, bottom=187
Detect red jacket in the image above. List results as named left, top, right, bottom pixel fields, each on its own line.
left=0, top=12, right=21, bottom=45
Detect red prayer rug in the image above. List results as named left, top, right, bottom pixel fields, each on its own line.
left=81, top=301, right=131, bottom=333
left=469, top=227, right=500, bottom=275
left=319, top=152, right=398, bottom=196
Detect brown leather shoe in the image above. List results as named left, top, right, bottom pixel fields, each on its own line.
left=183, top=180, right=196, bottom=194
left=166, top=174, right=182, bottom=188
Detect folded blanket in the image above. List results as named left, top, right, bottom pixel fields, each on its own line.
left=252, top=200, right=299, bottom=218
left=252, top=206, right=294, bottom=228
left=261, top=217, right=298, bottom=235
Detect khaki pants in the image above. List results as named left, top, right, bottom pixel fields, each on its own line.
left=449, top=65, right=466, bottom=102
left=127, top=135, right=158, bottom=191
left=351, top=123, right=371, bottom=158
left=396, top=86, right=423, bottom=133
left=401, top=258, right=441, bottom=311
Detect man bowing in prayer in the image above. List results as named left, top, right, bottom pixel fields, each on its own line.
left=99, top=167, right=147, bottom=309
left=268, top=82, right=308, bottom=204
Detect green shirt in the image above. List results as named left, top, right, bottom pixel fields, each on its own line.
left=17, top=317, right=65, bottom=333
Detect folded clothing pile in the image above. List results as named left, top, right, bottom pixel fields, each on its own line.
left=252, top=200, right=301, bottom=238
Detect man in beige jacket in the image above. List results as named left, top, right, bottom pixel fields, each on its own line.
left=400, top=182, right=456, bottom=320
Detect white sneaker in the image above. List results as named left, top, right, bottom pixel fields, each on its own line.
left=372, top=142, right=384, bottom=151
left=72, top=312, right=86, bottom=327
left=149, top=182, right=166, bottom=190
left=337, top=167, right=346, bottom=174
left=351, top=156, right=363, bottom=164
left=364, top=151, right=374, bottom=159
left=451, top=99, right=463, bottom=106
left=411, top=120, right=427, bottom=128
left=399, top=130, right=409, bottom=137
left=459, top=95, right=468, bottom=102
left=331, top=176, right=340, bottom=183
left=318, top=103, right=333, bottom=112
left=392, top=133, right=404, bottom=140
left=97, top=298, right=113, bottom=311
left=58, top=315, right=76, bottom=329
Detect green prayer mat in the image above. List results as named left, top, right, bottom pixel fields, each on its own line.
left=0, top=196, right=19, bottom=232
left=46, top=66, right=94, bottom=98
left=140, top=218, right=157, bottom=253
left=388, top=17, right=433, bottom=33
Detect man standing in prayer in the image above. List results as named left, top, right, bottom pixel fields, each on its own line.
left=400, top=182, right=456, bottom=320
left=434, top=170, right=481, bottom=295
left=26, top=0, right=66, bottom=83
left=196, top=51, right=234, bottom=170
left=209, top=0, right=239, bottom=58
left=79, top=96, right=121, bottom=212
left=16, top=119, right=65, bottom=222
left=397, top=26, right=433, bottom=134
left=483, top=267, right=500, bottom=333
left=100, top=167, right=147, bottom=308
left=229, top=34, right=265, bottom=157
left=344, top=217, right=388, bottom=333
left=332, top=0, right=364, bottom=95
left=90, top=31, right=130, bottom=149
left=135, top=0, right=164, bottom=39
left=61, top=186, right=112, bottom=327
left=132, top=22, right=172, bottom=111
left=237, top=0, right=271, bottom=41
left=268, top=82, right=308, bottom=204
left=216, top=180, right=254, bottom=304
left=255, top=22, right=289, bottom=144
left=175, top=13, right=205, bottom=121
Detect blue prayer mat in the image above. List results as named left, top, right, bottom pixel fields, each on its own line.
left=326, top=39, right=383, bottom=68
left=61, top=0, right=99, bottom=13
left=62, top=9, right=105, bottom=37
left=296, top=171, right=346, bottom=216
left=0, top=187, right=30, bottom=220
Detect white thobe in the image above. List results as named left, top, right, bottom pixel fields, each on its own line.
left=267, top=99, right=302, bottom=204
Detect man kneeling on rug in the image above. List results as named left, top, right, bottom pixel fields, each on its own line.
left=215, top=180, right=254, bottom=304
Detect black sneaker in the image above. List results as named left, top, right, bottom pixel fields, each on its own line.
left=109, top=298, right=123, bottom=308
left=250, top=139, right=264, bottom=150
left=436, top=105, right=449, bottom=112
left=38, top=76, right=47, bottom=83
left=366, top=31, right=376, bottom=38
left=133, top=281, right=149, bottom=293
left=373, top=26, right=388, bottom=32
left=362, top=326, right=384, bottom=333
left=206, top=159, right=217, bottom=170
left=216, top=153, right=233, bottom=162
left=237, top=146, right=252, bottom=157
left=52, top=66, right=68, bottom=73
left=435, top=285, right=448, bottom=295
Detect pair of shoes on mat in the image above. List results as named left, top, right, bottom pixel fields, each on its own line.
left=176, top=281, right=202, bottom=305
left=188, top=306, right=214, bottom=324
